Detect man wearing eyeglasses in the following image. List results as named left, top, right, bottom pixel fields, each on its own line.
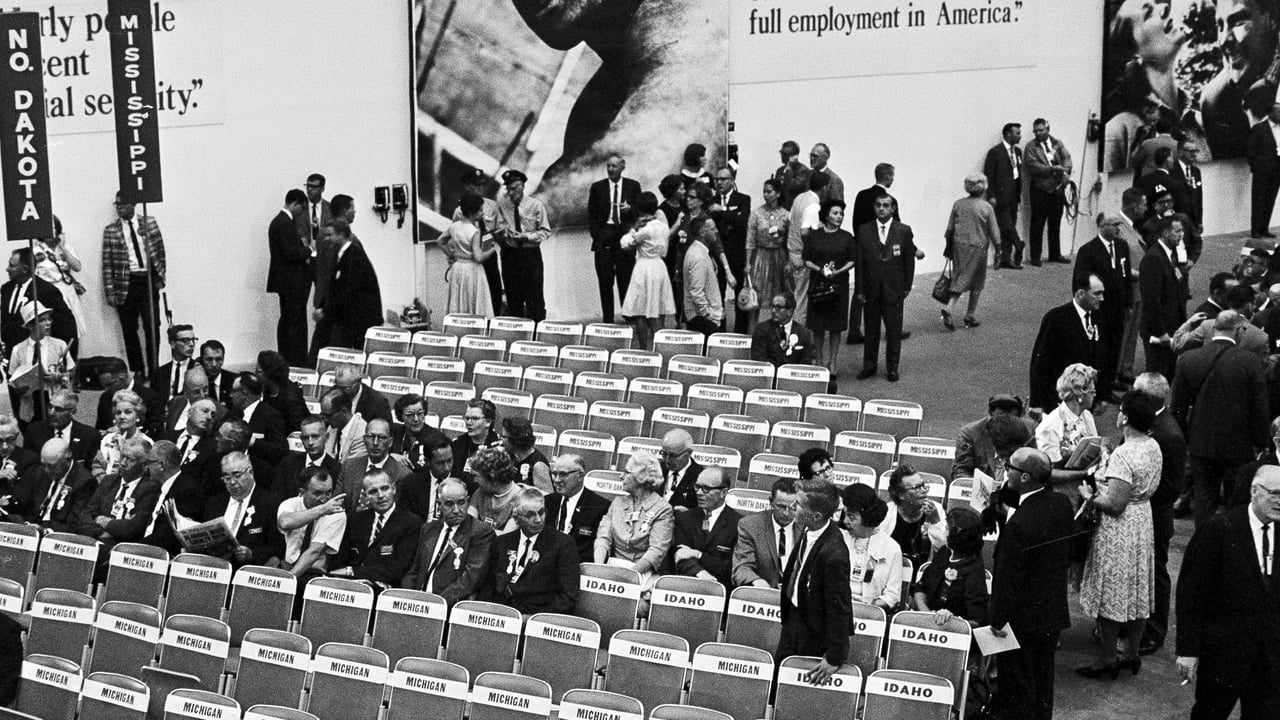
left=204, top=451, right=282, bottom=568
left=338, top=418, right=408, bottom=511
left=671, top=467, right=741, bottom=587
left=150, top=324, right=198, bottom=405
left=751, top=292, right=815, bottom=367
left=544, top=453, right=610, bottom=562
left=482, top=488, right=580, bottom=616
left=101, top=192, right=166, bottom=376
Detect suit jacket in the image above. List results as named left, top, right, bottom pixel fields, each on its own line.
left=1171, top=339, right=1269, bottom=461
left=779, top=521, right=852, bottom=665
left=1245, top=121, right=1280, bottom=176
left=24, top=419, right=100, bottom=468
left=0, top=447, right=39, bottom=496
left=1139, top=243, right=1186, bottom=339
left=205, top=370, right=236, bottom=408
left=0, top=276, right=75, bottom=350
left=1028, top=301, right=1102, bottom=410
left=750, top=319, right=816, bottom=367
left=544, top=488, right=611, bottom=563
left=97, top=383, right=165, bottom=437
left=354, top=387, right=393, bottom=425
left=483, top=529, right=580, bottom=615
left=1169, top=161, right=1204, bottom=227
left=236, top=402, right=288, bottom=467
left=8, top=462, right=97, bottom=532
left=1149, top=409, right=1187, bottom=508
left=267, top=209, right=313, bottom=295
left=854, top=221, right=916, bottom=304
left=1023, top=135, right=1073, bottom=194
left=76, top=474, right=160, bottom=542
left=102, top=215, right=166, bottom=306
left=296, top=199, right=333, bottom=248
left=140, top=469, right=206, bottom=554
left=732, top=510, right=789, bottom=588
left=167, top=433, right=220, bottom=497
left=204, top=485, right=284, bottom=567
left=150, top=358, right=197, bottom=405
left=402, top=514, right=495, bottom=606
left=661, top=459, right=703, bottom=511
left=1072, top=236, right=1132, bottom=328
left=274, top=452, right=341, bottom=496
left=324, top=240, right=383, bottom=330
left=673, top=505, right=742, bottom=587
left=587, top=177, right=642, bottom=250
left=711, top=190, right=752, bottom=264
left=850, top=184, right=898, bottom=229
left=337, top=505, right=423, bottom=587
left=164, top=396, right=229, bottom=437
left=983, top=142, right=1022, bottom=206
left=989, top=488, right=1074, bottom=637
left=338, top=456, right=410, bottom=511
left=1176, top=505, right=1280, bottom=688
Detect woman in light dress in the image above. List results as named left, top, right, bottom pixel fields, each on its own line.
left=941, top=174, right=1001, bottom=330
left=745, top=178, right=791, bottom=332
left=33, top=216, right=87, bottom=342
left=620, top=192, right=675, bottom=350
left=443, top=195, right=496, bottom=317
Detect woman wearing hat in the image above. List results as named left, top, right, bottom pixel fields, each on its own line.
left=7, top=300, right=74, bottom=423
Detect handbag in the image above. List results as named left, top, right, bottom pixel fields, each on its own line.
left=737, top=276, right=759, bottom=312
left=931, top=259, right=953, bottom=304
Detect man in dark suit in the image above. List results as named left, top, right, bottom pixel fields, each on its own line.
left=329, top=469, right=422, bottom=591
left=25, top=390, right=100, bottom=467
left=170, top=398, right=225, bottom=497
left=988, top=448, right=1074, bottom=720
left=1171, top=310, right=1270, bottom=527
left=95, top=357, right=164, bottom=437
left=659, top=429, right=702, bottom=511
left=149, top=324, right=198, bottom=405
left=139, top=441, right=205, bottom=555
left=1140, top=215, right=1189, bottom=378
left=482, top=488, right=580, bottom=615
left=227, top=371, right=287, bottom=468
left=75, top=437, right=158, bottom=546
left=268, top=189, right=313, bottom=367
left=0, top=247, right=75, bottom=354
left=1245, top=103, right=1280, bottom=238
left=275, top=415, right=342, bottom=496
left=544, top=453, right=610, bottom=563
left=333, top=365, right=393, bottom=425
left=6, top=438, right=96, bottom=532
left=398, top=435, right=452, bottom=523
left=1029, top=273, right=1105, bottom=412
left=672, top=467, right=741, bottom=587
left=732, top=478, right=797, bottom=589
left=319, top=195, right=383, bottom=349
left=203, top=451, right=283, bottom=568
left=846, top=164, right=899, bottom=344
left=776, top=479, right=851, bottom=684
left=0, top=416, right=39, bottom=504
left=1024, top=118, right=1073, bottom=265
left=712, top=167, right=752, bottom=332
left=1074, top=215, right=1133, bottom=395
left=402, top=479, right=494, bottom=606
left=588, top=155, right=642, bottom=324
left=1176, top=465, right=1280, bottom=718
left=984, top=122, right=1024, bottom=268
left=196, top=340, right=236, bottom=407
left=855, top=194, right=916, bottom=382
left=303, top=174, right=337, bottom=365
left=751, top=292, right=815, bottom=367
left=1171, top=140, right=1204, bottom=231
left=1134, top=372, right=1187, bottom=656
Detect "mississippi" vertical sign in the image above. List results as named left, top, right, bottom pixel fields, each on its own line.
left=108, top=0, right=163, bottom=203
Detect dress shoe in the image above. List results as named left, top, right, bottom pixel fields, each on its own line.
left=997, top=262, right=1017, bottom=270
left=856, top=367, right=877, bottom=380
left=940, top=310, right=955, bottom=331
left=1049, top=256, right=1071, bottom=264
left=845, top=333, right=865, bottom=345
left=1029, top=259, right=1042, bottom=267
left=964, top=316, right=981, bottom=328
left=886, top=370, right=900, bottom=382
left=900, top=331, right=911, bottom=340
left=1074, top=662, right=1119, bottom=680
left=1010, top=262, right=1024, bottom=269
left=1120, top=656, right=1142, bottom=675
left=1138, top=638, right=1162, bottom=656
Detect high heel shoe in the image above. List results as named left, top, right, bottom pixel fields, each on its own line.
left=1120, top=656, right=1141, bottom=676
left=964, top=316, right=981, bottom=328
left=940, top=309, right=955, bottom=331
left=1074, top=662, right=1120, bottom=680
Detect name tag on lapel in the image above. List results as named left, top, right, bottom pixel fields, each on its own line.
left=248, top=528, right=263, bottom=535
left=891, top=244, right=902, bottom=257
left=380, top=545, right=393, bottom=556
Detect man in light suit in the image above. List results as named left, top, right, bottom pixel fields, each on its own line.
left=402, top=479, right=494, bottom=606
left=1024, top=118, right=1073, bottom=265
left=101, top=192, right=166, bottom=375
left=482, top=488, right=580, bottom=615
left=544, top=453, right=610, bottom=563
left=855, top=194, right=916, bottom=382
left=733, top=478, right=798, bottom=588
left=1140, top=215, right=1189, bottom=378
left=659, top=429, right=703, bottom=511
left=750, top=292, right=815, bottom=367
left=588, top=155, right=642, bottom=323
left=984, top=122, right=1024, bottom=268
left=329, top=469, right=422, bottom=591
left=320, top=390, right=366, bottom=464
left=338, top=418, right=409, bottom=511
left=672, top=467, right=741, bottom=587
left=1246, top=103, right=1280, bottom=239
left=203, top=451, right=283, bottom=568
left=1029, top=273, right=1105, bottom=413
left=268, top=189, right=313, bottom=366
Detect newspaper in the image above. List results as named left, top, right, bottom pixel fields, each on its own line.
left=162, top=500, right=238, bottom=557
left=1065, top=436, right=1104, bottom=470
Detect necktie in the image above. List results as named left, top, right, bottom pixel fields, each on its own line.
left=785, top=532, right=807, bottom=605
left=113, top=482, right=130, bottom=518
left=778, top=526, right=787, bottom=563
left=1085, top=312, right=1097, bottom=341
left=558, top=501, right=568, bottom=533
left=310, top=204, right=319, bottom=240
left=372, top=512, right=385, bottom=543
left=425, top=526, right=455, bottom=583
left=513, top=202, right=523, bottom=233
left=128, top=221, right=146, bottom=269
left=115, top=481, right=129, bottom=503
left=178, top=434, right=193, bottom=464
left=610, top=183, right=619, bottom=224
left=229, top=498, right=247, bottom=535
left=299, top=520, right=314, bottom=558
left=878, top=224, right=888, bottom=245
left=171, top=361, right=182, bottom=397
left=8, top=281, right=23, bottom=315
left=516, top=536, right=531, bottom=572
left=1107, top=241, right=1116, bottom=270
left=1263, top=524, right=1272, bottom=577
left=701, top=513, right=711, bottom=532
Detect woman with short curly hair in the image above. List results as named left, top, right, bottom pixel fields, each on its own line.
left=912, top=506, right=990, bottom=628
left=1036, top=363, right=1100, bottom=466
left=468, top=445, right=524, bottom=535
left=594, top=450, right=674, bottom=607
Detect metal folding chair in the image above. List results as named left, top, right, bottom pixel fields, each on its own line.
left=861, top=669, right=954, bottom=720
left=519, top=613, right=600, bottom=703
left=773, top=655, right=861, bottom=720
left=769, top=421, right=832, bottom=457
left=558, top=689, right=644, bottom=720
left=803, top=394, right=862, bottom=434
left=101, top=543, right=169, bottom=606
left=532, top=394, right=588, bottom=431
left=587, top=401, right=646, bottom=440
left=687, top=642, right=774, bottom=720
left=0, top=521, right=39, bottom=590
left=226, top=566, right=296, bottom=643
left=832, top=431, right=897, bottom=477
left=78, top=671, right=149, bottom=720
left=685, top=383, right=744, bottom=417
left=648, top=407, right=710, bottom=445
left=298, top=577, right=374, bottom=648
left=709, top=414, right=769, bottom=467
left=556, top=430, right=616, bottom=473
left=704, top=332, right=752, bottom=362
left=26, top=588, right=94, bottom=663
left=13, top=654, right=81, bottom=720
left=32, top=532, right=99, bottom=596
left=602, top=630, right=688, bottom=714
left=163, top=553, right=231, bottom=621
left=522, top=365, right=574, bottom=397
left=860, top=400, right=924, bottom=441
left=719, top=360, right=775, bottom=393
left=157, top=614, right=230, bottom=691
left=370, top=588, right=448, bottom=666
left=583, top=323, right=634, bottom=352
left=232, top=628, right=312, bottom=711
left=558, top=345, right=610, bottom=374
left=469, top=672, right=552, bottom=720
left=774, top=364, right=831, bottom=396
left=896, top=437, right=956, bottom=480
left=743, top=389, right=803, bottom=427
left=89, top=600, right=161, bottom=676
left=410, top=331, right=459, bottom=359
left=305, top=643, right=389, bottom=719
left=162, top=688, right=240, bottom=720
left=647, top=576, right=725, bottom=654
left=723, top=586, right=781, bottom=660
left=384, top=657, right=469, bottom=720
left=444, top=600, right=522, bottom=680
left=746, top=452, right=800, bottom=492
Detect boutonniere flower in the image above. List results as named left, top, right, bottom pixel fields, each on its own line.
left=453, top=546, right=464, bottom=569
left=528, top=550, right=540, bottom=564
left=54, top=485, right=68, bottom=511
left=242, top=505, right=256, bottom=525
left=639, top=509, right=657, bottom=535
left=123, top=496, right=136, bottom=513
left=505, top=549, right=518, bottom=575
left=520, top=464, right=531, bottom=481
left=944, top=568, right=958, bottom=582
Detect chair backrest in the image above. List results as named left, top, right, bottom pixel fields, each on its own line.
left=829, top=462, right=877, bottom=490
left=688, top=641, right=776, bottom=719
left=307, top=643, right=390, bottom=719
left=556, top=430, right=617, bottom=473
left=627, top=377, right=683, bottom=421
left=666, top=354, right=721, bottom=388
left=774, top=364, right=831, bottom=395
left=685, top=383, right=744, bottom=417
left=299, top=577, right=375, bottom=648
left=769, top=421, right=832, bottom=457
left=648, top=407, right=711, bottom=444
left=584, top=323, right=634, bottom=352
left=604, top=629, right=688, bottom=712
left=423, top=381, right=477, bottom=419
left=234, top=628, right=312, bottom=712
left=519, top=613, right=600, bottom=703
left=508, top=340, right=559, bottom=371
left=725, top=488, right=771, bottom=515
left=15, top=654, right=82, bottom=720
left=832, top=431, right=897, bottom=477
left=848, top=601, right=888, bottom=679
left=614, top=437, right=663, bottom=472
left=317, top=371, right=336, bottom=399
left=458, top=335, right=509, bottom=376
left=709, top=414, right=769, bottom=466
left=718, top=359, right=776, bottom=393
left=243, top=706, right=317, bottom=720
left=371, top=377, right=426, bottom=407
left=648, top=576, right=726, bottom=654
left=532, top=394, right=588, bottom=431
left=163, top=690, right=241, bottom=720
left=946, top=478, right=973, bottom=512
left=163, top=553, right=232, bottom=622
left=89, top=600, right=161, bottom=677
left=439, top=415, right=468, bottom=439
left=920, top=472, right=948, bottom=504
left=289, top=369, right=320, bottom=400
left=415, top=356, right=467, bottom=385
left=652, top=329, right=705, bottom=366
left=472, top=360, right=524, bottom=394
left=365, top=351, right=416, bottom=380
left=724, top=586, right=782, bottom=660
left=442, top=313, right=489, bottom=337
left=704, top=332, right=752, bottom=361
left=862, top=669, right=955, bottom=720
left=315, top=347, right=366, bottom=376
left=746, top=453, right=800, bottom=492
left=370, top=589, right=448, bottom=666
left=142, top=667, right=204, bottom=720
left=364, top=326, right=412, bottom=354
left=488, top=316, right=537, bottom=345
left=531, top=424, right=557, bottom=458
left=385, top=657, right=469, bottom=720
left=609, top=349, right=663, bottom=381
left=576, top=564, right=641, bottom=645
left=558, top=345, right=610, bottom=374
left=803, top=393, right=862, bottom=433
left=558, top=689, right=644, bottom=720
left=743, top=389, right=803, bottom=427
left=32, top=532, right=99, bottom=596
left=536, top=320, right=585, bottom=348
left=444, top=600, right=522, bottom=680
left=586, top=401, right=646, bottom=440
left=573, top=371, right=629, bottom=405
left=484, top=387, right=535, bottom=423
left=896, top=437, right=956, bottom=479
left=584, top=471, right=626, bottom=499
left=79, top=671, right=149, bottom=720
left=101, top=542, right=170, bottom=606
left=773, top=656, right=861, bottom=720
left=884, top=611, right=971, bottom=708
left=470, top=672, right=553, bottom=720
left=0, top=577, right=22, bottom=617
left=226, top=566, right=296, bottom=642
left=26, top=588, right=94, bottom=662
left=522, top=365, right=575, bottom=397
left=649, top=705, right=733, bottom=720
left=690, top=445, right=743, bottom=485
left=410, top=331, right=459, bottom=359
left=157, top=614, right=230, bottom=690
left=860, top=400, right=924, bottom=440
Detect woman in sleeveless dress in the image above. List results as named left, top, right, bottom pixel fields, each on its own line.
left=620, top=192, right=675, bottom=350
left=444, top=195, right=496, bottom=317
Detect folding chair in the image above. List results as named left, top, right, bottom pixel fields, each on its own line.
left=774, top=364, right=831, bottom=395
left=371, top=377, right=425, bottom=407
left=885, top=611, right=971, bottom=714
left=226, top=566, right=296, bottom=643
left=520, top=613, right=600, bottom=702
left=415, top=356, right=467, bottom=385
left=614, top=437, right=662, bottom=472
left=88, top=600, right=161, bottom=676
left=690, top=445, right=742, bottom=485
left=536, top=320, right=585, bottom=349
left=26, top=588, right=94, bottom=662
left=162, top=553, right=232, bottom=622
left=652, top=329, right=705, bottom=367
left=305, top=643, right=389, bottom=718
left=648, top=576, right=725, bottom=654
left=832, top=431, right=897, bottom=477
left=723, top=587, right=781, bottom=659
left=142, top=667, right=204, bottom=720
left=439, top=415, right=467, bottom=440
left=558, top=689, right=644, bottom=720
left=576, top=564, right=641, bottom=646
left=584, top=323, right=634, bottom=352
left=299, top=577, right=374, bottom=648
left=746, top=453, right=800, bottom=492
left=829, top=462, right=877, bottom=490
left=610, top=349, right=663, bottom=381
left=603, top=629, right=688, bottom=711
left=157, top=614, right=230, bottom=691
left=743, top=389, right=803, bottom=427
left=862, top=669, right=954, bottom=720
left=860, top=400, right=924, bottom=440
left=370, top=589, right=447, bottom=666
left=470, top=672, right=552, bottom=720
left=532, top=424, right=557, bottom=458
left=289, top=369, right=320, bottom=400
left=13, top=654, right=81, bottom=720
left=32, top=532, right=98, bottom=596
left=423, top=381, right=477, bottom=419
left=101, top=543, right=169, bottom=607
left=473, top=360, right=523, bottom=393
left=649, top=407, right=710, bottom=444
left=459, top=335, right=508, bottom=377
left=704, top=332, right=752, bottom=362
left=410, top=331, right=458, bottom=359
left=666, top=355, right=720, bottom=389
left=803, top=393, right=862, bottom=432
left=442, top=313, right=488, bottom=338
left=725, top=488, right=770, bottom=515
left=573, top=371, right=629, bottom=405
left=523, top=365, right=574, bottom=397
left=0, top=577, right=22, bottom=618
left=708, top=414, right=768, bottom=464
left=769, top=421, right=832, bottom=457
left=627, top=377, right=683, bottom=421
left=363, top=326, right=412, bottom=354
left=897, top=437, right=956, bottom=479
left=946, top=478, right=973, bottom=512
left=385, top=657, right=469, bottom=720
left=532, top=394, right=588, bottom=431
left=508, top=340, right=559, bottom=370
left=484, top=387, right=535, bottom=423
left=444, top=600, right=521, bottom=680
left=558, top=345, right=610, bottom=374
left=687, top=642, right=774, bottom=720
left=773, top=656, right=861, bottom=720
left=316, top=371, right=336, bottom=399
left=719, top=359, right=775, bottom=393
left=79, top=671, right=149, bottom=720
left=365, top=352, right=415, bottom=380
left=685, top=383, right=744, bottom=417
left=232, top=628, right=312, bottom=711
left=587, top=401, right=646, bottom=440
left=849, top=601, right=888, bottom=679
left=243, top=707, right=316, bottom=720
left=488, top=316, right=537, bottom=345
left=649, top=705, right=732, bottom=720
left=921, top=473, right=949, bottom=505
left=163, top=689, right=240, bottom=720
left=557, top=430, right=617, bottom=473
left=584, top=471, right=626, bottom=499
left=315, top=348, right=365, bottom=376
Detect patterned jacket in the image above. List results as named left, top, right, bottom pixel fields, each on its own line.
left=102, top=216, right=166, bottom=306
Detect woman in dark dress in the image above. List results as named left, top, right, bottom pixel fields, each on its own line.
left=879, top=463, right=945, bottom=571
left=256, top=350, right=308, bottom=433
left=912, top=506, right=989, bottom=629
left=802, top=199, right=856, bottom=375
left=502, top=416, right=550, bottom=494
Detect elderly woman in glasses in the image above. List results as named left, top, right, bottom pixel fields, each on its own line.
left=881, top=463, right=946, bottom=570
left=594, top=450, right=674, bottom=608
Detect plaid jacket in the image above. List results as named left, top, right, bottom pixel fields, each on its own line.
left=102, top=216, right=166, bottom=306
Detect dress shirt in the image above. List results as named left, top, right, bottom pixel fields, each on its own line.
left=1004, top=140, right=1020, bottom=179
left=242, top=398, right=260, bottom=425
left=1249, top=504, right=1274, bottom=576
left=278, top=495, right=345, bottom=565
left=366, top=457, right=389, bottom=473
left=7, top=279, right=30, bottom=315
left=790, top=519, right=830, bottom=606
left=877, top=222, right=890, bottom=244
left=145, top=471, right=181, bottom=536
left=559, top=488, right=583, bottom=533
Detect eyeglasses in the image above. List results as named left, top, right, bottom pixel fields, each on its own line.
left=658, top=448, right=688, bottom=458
left=694, top=484, right=725, bottom=493
left=1005, top=463, right=1029, bottom=477
left=514, top=509, right=546, bottom=518
left=901, top=483, right=928, bottom=493
left=464, top=415, right=486, bottom=423
left=549, top=470, right=581, bottom=478
left=222, top=469, right=252, bottom=481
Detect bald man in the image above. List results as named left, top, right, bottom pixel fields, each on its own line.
left=7, top=438, right=97, bottom=531
left=333, top=364, right=393, bottom=425
left=659, top=429, right=703, bottom=511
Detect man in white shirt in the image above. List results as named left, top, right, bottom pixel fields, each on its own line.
left=683, top=217, right=724, bottom=337
left=140, top=441, right=205, bottom=554
left=788, top=172, right=828, bottom=321
left=203, top=451, right=283, bottom=568
left=544, top=453, right=611, bottom=563
left=659, top=429, right=702, bottom=511
left=320, top=390, right=366, bottom=464
left=277, top=467, right=347, bottom=579
left=151, top=324, right=198, bottom=404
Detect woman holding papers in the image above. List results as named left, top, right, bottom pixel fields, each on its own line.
left=593, top=450, right=674, bottom=612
